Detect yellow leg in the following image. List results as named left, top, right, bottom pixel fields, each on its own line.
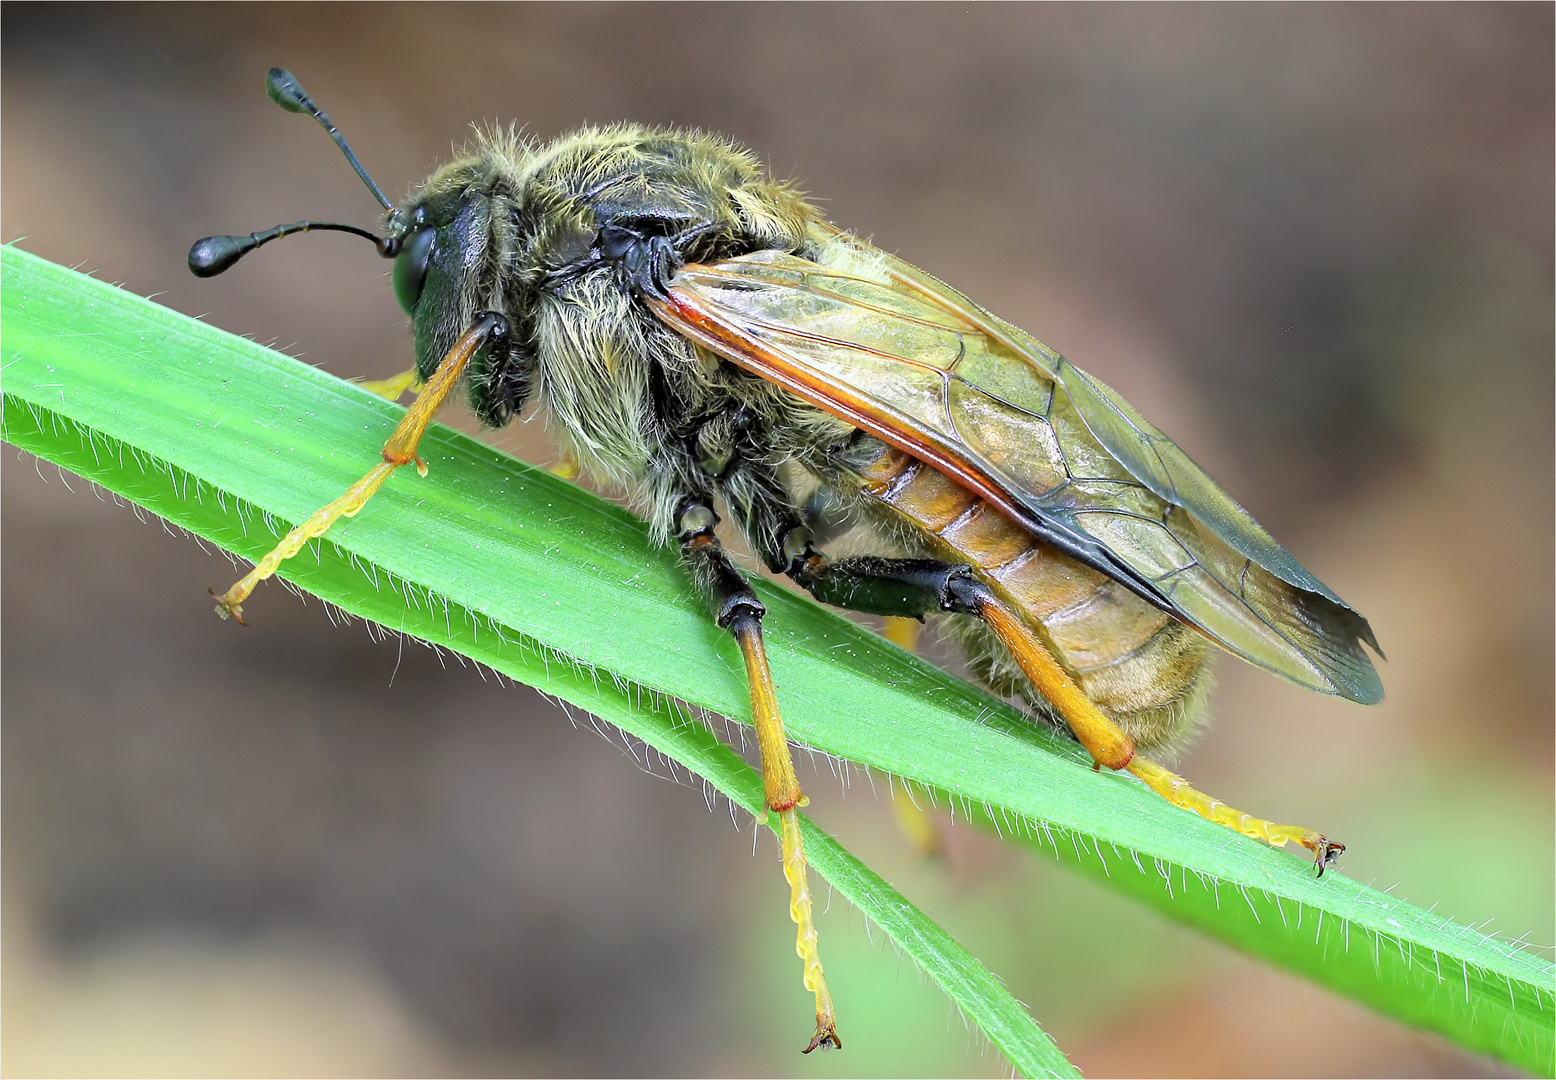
left=880, top=618, right=943, bottom=858
left=212, top=316, right=503, bottom=623
left=881, top=615, right=920, bottom=652
left=354, top=366, right=423, bottom=401
left=209, top=462, right=397, bottom=624
left=973, top=590, right=1135, bottom=770
left=730, top=614, right=840, bottom=1053
left=780, top=809, right=838, bottom=1052
left=888, top=781, right=943, bottom=859
left=1127, top=757, right=1343, bottom=873
left=548, top=451, right=581, bottom=480
left=971, top=586, right=1342, bottom=872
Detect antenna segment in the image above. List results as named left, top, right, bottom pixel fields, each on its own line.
left=265, top=67, right=393, bottom=211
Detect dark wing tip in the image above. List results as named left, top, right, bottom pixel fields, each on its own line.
left=1312, top=599, right=1385, bottom=704
left=1356, top=615, right=1385, bottom=660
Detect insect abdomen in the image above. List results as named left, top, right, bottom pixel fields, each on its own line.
left=849, top=443, right=1212, bottom=752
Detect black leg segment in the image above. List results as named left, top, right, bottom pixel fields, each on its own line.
left=676, top=498, right=766, bottom=628
left=671, top=497, right=840, bottom=1051
left=771, top=523, right=982, bottom=620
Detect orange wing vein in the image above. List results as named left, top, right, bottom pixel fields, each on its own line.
left=650, top=243, right=1382, bottom=704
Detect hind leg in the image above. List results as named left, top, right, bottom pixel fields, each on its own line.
left=749, top=508, right=1345, bottom=875
left=945, top=575, right=1344, bottom=874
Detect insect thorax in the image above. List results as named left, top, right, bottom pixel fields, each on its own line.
left=395, top=125, right=843, bottom=529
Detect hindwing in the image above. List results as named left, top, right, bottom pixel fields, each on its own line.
left=652, top=240, right=1382, bottom=704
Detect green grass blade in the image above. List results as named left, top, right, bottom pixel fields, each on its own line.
left=1, top=246, right=1073, bottom=1076
left=4, top=245, right=1551, bottom=1075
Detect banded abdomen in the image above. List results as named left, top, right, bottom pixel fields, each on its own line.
left=848, top=442, right=1212, bottom=752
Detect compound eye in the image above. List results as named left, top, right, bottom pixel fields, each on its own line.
left=392, top=226, right=436, bottom=315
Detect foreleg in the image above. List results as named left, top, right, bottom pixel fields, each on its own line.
left=354, top=366, right=423, bottom=401
left=211, top=312, right=508, bottom=623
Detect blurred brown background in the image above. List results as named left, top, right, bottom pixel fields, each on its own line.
left=3, top=4, right=1551, bottom=1077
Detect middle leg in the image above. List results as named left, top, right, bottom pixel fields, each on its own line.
left=675, top=497, right=840, bottom=1053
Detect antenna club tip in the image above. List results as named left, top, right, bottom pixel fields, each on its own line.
left=266, top=67, right=311, bottom=113
left=188, top=235, right=247, bottom=277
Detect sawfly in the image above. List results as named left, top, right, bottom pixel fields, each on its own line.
left=190, top=68, right=1384, bottom=1053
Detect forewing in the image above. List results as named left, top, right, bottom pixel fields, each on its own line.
left=656, top=246, right=1381, bottom=703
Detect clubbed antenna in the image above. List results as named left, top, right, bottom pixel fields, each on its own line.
left=187, top=69, right=402, bottom=278
left=189, top=221, right=393, bottom=277
left=265, top=67, right=393, bottom=211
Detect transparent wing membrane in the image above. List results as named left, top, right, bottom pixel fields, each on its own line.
left=659, top=246, right=1382, bottom=704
